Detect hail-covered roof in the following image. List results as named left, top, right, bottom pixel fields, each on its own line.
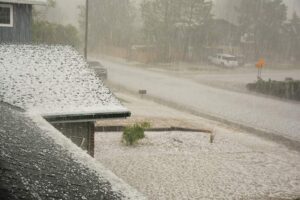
left=0, top=44, right=129, bottom=120
left=0, top=0, right=47, bottom=5
left=0, top=102, right=145, bottom=200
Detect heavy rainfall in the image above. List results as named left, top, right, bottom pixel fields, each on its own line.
left=0, top=0, right=300, bottom=199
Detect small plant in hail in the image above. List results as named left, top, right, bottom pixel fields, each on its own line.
left=122, top=122, right=151, bottom=146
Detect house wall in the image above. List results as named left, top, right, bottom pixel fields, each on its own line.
left=51, top=122, right=95, bottom=157
left=0, top=4, right=32, bottom=43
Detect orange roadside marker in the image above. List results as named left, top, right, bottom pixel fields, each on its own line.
left=256, top=58, right=265, bottom=68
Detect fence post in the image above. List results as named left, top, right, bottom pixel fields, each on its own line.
left=210, top=133, right=215, bottom=144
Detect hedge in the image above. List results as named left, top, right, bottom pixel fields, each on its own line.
left=247, top=79, right=300, bottom=101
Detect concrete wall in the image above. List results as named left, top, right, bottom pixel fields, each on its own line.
left=0, top=4, right=32, bottom=43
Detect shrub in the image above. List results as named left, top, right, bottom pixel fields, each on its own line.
left=122, top=122, right=150, bottom=146
left=32, top=21, right=81, bottom=49
left=247, top=79, right=300, bottom=101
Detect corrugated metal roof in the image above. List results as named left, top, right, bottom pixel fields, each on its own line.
left=0, top=0, right=47, bottom=5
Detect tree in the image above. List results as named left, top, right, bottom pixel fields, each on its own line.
left=32, top=0, right=80, bottom=48
left=77, top=4, right=85, bottom=38
left=141, top=0, right=179, bottom=61
left=285, top=12, right=300, bottom=62
left=237, top=0, right=287, bottom=59
left=141, top=0, right=212, bottom=61
left=178, top=0, right=212, bottom=59
left=32, top=21, right=80, bottom=48
left=86, top=0, right=135, bottom=50
left=33, top=0, right=56, bottom=21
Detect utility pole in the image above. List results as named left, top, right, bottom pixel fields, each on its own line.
left=84, top=0, right=89, bottom=59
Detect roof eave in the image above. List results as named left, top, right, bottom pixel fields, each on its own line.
left=0, top=0, right=47, bottom=5
left=44, top=111, right=131, bottom=123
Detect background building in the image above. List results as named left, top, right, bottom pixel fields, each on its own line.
left=0, top=0, right=46, bottom=43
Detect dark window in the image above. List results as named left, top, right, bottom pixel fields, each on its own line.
left=0, top=5, right=12, bottom=26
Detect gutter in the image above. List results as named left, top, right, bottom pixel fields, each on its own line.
left=44, top=111, right=131, bottom=123
left=0, top=0, right=47, bottom=5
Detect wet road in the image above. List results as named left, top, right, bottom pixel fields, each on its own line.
left=100, top=59, right=300, bottom=143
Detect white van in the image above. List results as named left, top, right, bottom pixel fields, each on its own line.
left=208, top=54, right=239, bottom=67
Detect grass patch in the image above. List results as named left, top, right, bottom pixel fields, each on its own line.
left=122, top=122, right=150, bottom=146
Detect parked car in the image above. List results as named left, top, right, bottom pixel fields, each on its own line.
left=208, top=54, right=239, bottom=67
left=87, top=61, right=108, bottom=80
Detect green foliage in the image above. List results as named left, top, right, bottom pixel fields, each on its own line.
left=86, top=0, right=135, bottom=50
left=122, top=122, right=150, bottom=146
left=237, top=0, right=287, bottom=59
left=284, top=12, right=300, bottom=62
left=32, top=0, right=56, bottom=20
left=141, top=0, right=213, bottom=61
left=32, top=21, right=81, bottom=48
left=47, top=0, right=56, bottom=8
left=74, top=0, right=299, bottom=64
left=247, top=79, right=300, bottom=101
